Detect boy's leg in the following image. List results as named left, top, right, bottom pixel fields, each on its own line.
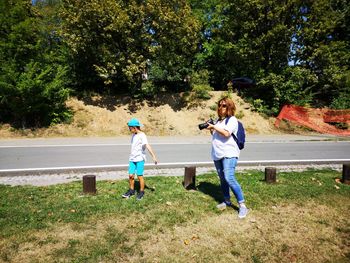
left=128, top=161, right=137, bottom=190
left=138, top=176, right=145, bottom=191
left=129, top=174, right=135, bottom=190
left=136, top=176, right=145, bottom=200
left=136, top=160, right=145, bottom=190
left=136, top=161, right=145, bottom=200
left=122, top=162, right=136, bottom=198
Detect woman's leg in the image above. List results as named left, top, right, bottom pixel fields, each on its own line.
left=214, top=159, right=230, bottom=202
left=222, top=157, right=245, bottom=204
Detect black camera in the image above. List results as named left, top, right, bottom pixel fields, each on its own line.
left=198, top=118, right=214, bottom=130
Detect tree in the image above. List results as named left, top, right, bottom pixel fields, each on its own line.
left=191, top=0, right=304, bottom=90
left=192, top=0, right=350, bottom=113
left=60, top=0, right=200, bottom=94
left=292, top=0, right=350, bottom=108
left=0, top=0, right=71, bottom=128
left=62, top=0, right=197, bottom=95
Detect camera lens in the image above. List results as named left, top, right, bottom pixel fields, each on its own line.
left=198, top=123, right=209, bottom=130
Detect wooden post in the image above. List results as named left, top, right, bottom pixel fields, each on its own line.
left=342, top=163, right=350, bottom=185
left=265, top=167, right=277, bottom=183
left=183, top=166, right=196, bottom=190
left=83, top=175, right=96, bottom=194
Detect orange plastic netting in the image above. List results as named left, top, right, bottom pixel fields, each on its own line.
left=275, top=104, right=350, bottom=136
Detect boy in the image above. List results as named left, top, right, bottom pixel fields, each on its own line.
left=122, top=118, right=158, bottom=200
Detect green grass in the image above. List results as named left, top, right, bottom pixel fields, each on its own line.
left=0, top=169, right=349, bottom=262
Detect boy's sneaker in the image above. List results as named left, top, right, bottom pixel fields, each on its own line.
left=216, top=201, right=232, bottom=210
left=238, top=206, right=248, bottom=218
left=122, top=189, right=135, bottom=198
left=136, top=191, right=145, bottom=200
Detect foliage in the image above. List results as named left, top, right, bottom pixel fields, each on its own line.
left=0, top=0, right=71, bottom=128
left=1, top=0, right=349, bottom=127
left=291, top=0, right=350, bottom=107
left=191, top=0, right=299, bottom=88
left=329, top=69, right=350, bottom=109
left=191, top=0, right=350, bottom=112
left=191, top=84, right=212, bottom=100
left=0, top=61, right=71, bottom=127
left=60, top=0, right=200, bottom=94
left=255, top=67, right=316, bottom=115
left=189, top=70, right=213, bottom=100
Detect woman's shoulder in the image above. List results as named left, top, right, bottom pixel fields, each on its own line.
left=226, top=116, right=238, bottom=123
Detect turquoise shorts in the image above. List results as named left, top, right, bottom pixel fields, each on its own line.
left=128, top=160, right=145, bottom=176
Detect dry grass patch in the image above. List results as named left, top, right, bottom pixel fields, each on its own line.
left=2, top=202, right=348, bottom=263
left=130, top=202, right=349, bottom=263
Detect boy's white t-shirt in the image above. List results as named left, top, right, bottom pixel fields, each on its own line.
left=129, top=132, right=148, bottom=162
left=211, top=116, right=240, bottom=161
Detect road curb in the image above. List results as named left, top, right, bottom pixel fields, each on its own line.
left=1, top=159, right=350, bottom=177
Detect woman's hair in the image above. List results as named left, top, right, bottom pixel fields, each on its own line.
left=217, top=97, right=236, bottom=118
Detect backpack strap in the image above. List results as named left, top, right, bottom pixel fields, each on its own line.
left=225, top=116, right=239, bottom=143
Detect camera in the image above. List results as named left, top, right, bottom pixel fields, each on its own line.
left=198, top=118, right=214, bottom=130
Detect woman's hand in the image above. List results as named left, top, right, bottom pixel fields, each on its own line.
left=207, top=122, right=230, bottom=137
left=206, top=122, right=215, bottom=134
left=207, top=122, right=215, bottom=130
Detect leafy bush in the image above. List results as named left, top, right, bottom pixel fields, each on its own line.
left=0, top=62, right=71, bottom=128
left=191, top=84, right=212, bottom=100
left=190, top=70, right=213, bottom=100
left=256, top=67, right=317, bottom=115
left=251, top=99, right=265, bottom=113
left=330, top=91, right=350, bottom=109
left=139, top=80, right=159, bottom=98
left=330, top=71, right=350, bottom=109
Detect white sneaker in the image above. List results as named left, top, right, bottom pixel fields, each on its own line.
left=238, top=206, right=248, bottom=218
left=216, top=201, right=232, bottom=210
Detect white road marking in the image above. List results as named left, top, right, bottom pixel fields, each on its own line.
left=0, top=140, right=345, bottom=148
left=1, top=159, right=349, bottom=173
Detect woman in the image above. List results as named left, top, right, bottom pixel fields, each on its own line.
left=206, top=97, right=248, bottom=218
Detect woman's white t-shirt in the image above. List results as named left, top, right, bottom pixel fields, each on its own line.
left=211, top=116, right=240, bottom=161
left=129, top=132, right=148, bottom=162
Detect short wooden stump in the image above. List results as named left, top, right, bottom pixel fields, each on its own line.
left=83, top=175, right=96, bottom=194
left=265, top=167, right=277, bottom=183
left=183, top=166, right=196, bottom=190
left=342, top=163, right=350, bottom=185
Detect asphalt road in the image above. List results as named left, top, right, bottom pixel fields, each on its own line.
left=0, top=135, right=349, bottom=174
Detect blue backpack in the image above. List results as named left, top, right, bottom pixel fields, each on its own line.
left=225, top=117, right=246, bottom=150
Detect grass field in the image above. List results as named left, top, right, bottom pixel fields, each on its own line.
left=0, top=169, right=349, bottom=262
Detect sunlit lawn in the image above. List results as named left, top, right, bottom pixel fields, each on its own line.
left=0, top=169, right=349, bottom=262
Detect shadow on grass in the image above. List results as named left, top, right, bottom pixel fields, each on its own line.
left=197, top=182, right=239, bottom=211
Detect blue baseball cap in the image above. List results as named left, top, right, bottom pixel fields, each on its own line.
left=127, top=118, right=142, bottom=127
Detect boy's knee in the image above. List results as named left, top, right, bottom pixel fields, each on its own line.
left=129, top=174, right=134, bottom=180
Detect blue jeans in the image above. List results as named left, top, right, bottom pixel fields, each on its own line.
left=214, top=157, right=245, bottom=204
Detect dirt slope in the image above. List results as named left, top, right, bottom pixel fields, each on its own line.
left=0, top=91, right=278, bottom=138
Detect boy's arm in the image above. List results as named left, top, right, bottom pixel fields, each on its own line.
left=146, top=144, right=158, bottom=164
